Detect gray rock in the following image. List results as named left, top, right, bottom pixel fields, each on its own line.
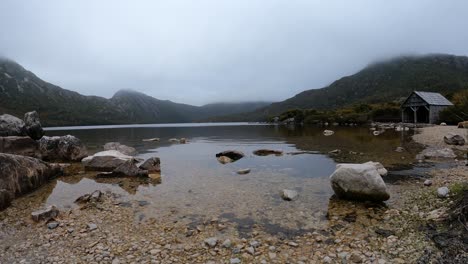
left=444, top=133, right=465, bottom=146
left=47, top=221, right=59, bottom=229
left=204, top=237, right=218, bottom=248
left=330, top=163, right=390, bottom=202
left=112, top=159, right=148, bottom=177
left=0, top=136, right=41, bottom=157
left=230, top=258, right=241, bottom=264
left=1, top=154, right=62, bottom=210
left=246, top=246, right=255, bottom=255
left=424, top=180, right=432, bottom=186
left=222, top=239, right=232, bottom=248
left=23, top=111, right=44, bottom=140
left=215, top=150, right=244, bottom=161
left=82, top=150, right=134, bottom=171
left=437, top=187, right=449, bottom=198
left=362, top=161, right=388, bottom=177
left=281, top=189, right=298, bottom=201
left=237, top=169, right=251, bottom=175
left=142, top=138, right=160, bottom=142
left=139, top=157, right=161, bottom=173
left=75, top=190, right=102, bottom=204
left=103, top=142, right=137, bottom=156
left=39, top=135, right=88, bottom=161
left=87, top=223, right=98, bottom=231
left=0, top=114, right=26, bottom=137
left=395, top=147, right=405, bottom=153
left=31, top=205, right=60, bottom=222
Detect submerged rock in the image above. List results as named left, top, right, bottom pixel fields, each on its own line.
left=97, top=159, right=148, bottom=178
left=215, top=150, right=244, bottom=161
left=0, top=153, right=62, bottom=210
left=237, top=168, right=251, bottom=175
left=217, top=156, right=233, bottom=164
left=330, top=163, right=390, bottom=202
left=323, top=130, right=334, bottom=136
left=443, top=133, right=465, bottom=146
left=31, top=205, right=59, bottom=222
left=23, top=111, right=44, bottom=140
left=39, top=135, right=88, bottom=161
left=0, top=136, right=41, bottom=157
left=139, top=157, right=161, bottom=173
left=75, top=190, right=102, bottom=204
left=103, top=142, right=137, bottom=156
left=281, top=189, right=298, bottom=201
left=253, top=149, right=283, bottom=156
left=82, top=150, right=134, bottom=171
left=0, top=114, right=26, bottom=137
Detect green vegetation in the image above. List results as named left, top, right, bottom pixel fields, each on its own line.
left=439, top=90, right=468, bottom=124
left=271, top=102, right=401, bottom=124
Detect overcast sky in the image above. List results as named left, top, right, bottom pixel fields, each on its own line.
left=1, top=1, right=468, bottom=105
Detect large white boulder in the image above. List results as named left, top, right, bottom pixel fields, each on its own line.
left=330, top=163, right=390, bottom=202
left=82, top=150, right=135, bottom=171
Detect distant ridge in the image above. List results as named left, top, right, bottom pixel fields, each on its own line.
left=0, top=58, right=270, bottom=126
left=220, top=54, right=468, bottom=121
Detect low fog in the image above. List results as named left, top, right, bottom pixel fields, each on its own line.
left=1, top=0, right=467, bottom=105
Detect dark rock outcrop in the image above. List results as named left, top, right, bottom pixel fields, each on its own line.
left=0, top=136, right=41, bottom=157
left=0, top=114, right=26, bottom=137
left=23, top=111, right=44, bottom=140
left=215, top=150, right=244, bottom=161
left=0, top=153, right=63, bottom=210
left=39, top=135, right=88, bottom=161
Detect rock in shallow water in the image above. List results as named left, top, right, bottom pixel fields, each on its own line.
left=139, top=157, right=161, bottom=173
left=253, top=149, right=283, bottom=156
left=82, top=150, right=134, bottom=171
left=237, top=169, right=251, bottom=175
left=330, top=163, right=390, bottom=202
left=215, top=150, right=244, bottom=161
left=104, top=142, right=137, bottom=155
left=217, top=156, right=233, bottom=164
left=281, top=189, right=298, bottom=201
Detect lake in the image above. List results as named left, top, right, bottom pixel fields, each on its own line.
left=40, top=123, right=421, bottom=236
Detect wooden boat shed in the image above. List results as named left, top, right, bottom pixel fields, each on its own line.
left=401, top=91, right=453, bottom=124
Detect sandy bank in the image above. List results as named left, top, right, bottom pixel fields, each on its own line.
left=413, top=125, right=468, bottom=151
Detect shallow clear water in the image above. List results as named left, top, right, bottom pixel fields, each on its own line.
left=41, top=123, right=419, bottom=233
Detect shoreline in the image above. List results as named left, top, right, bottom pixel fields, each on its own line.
left=1, top=126, right=467, bottom=263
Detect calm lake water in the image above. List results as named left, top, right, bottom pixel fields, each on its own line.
left=40, top=123, right=420, bottom=234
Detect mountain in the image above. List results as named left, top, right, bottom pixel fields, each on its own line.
left=0, top=58, right=269, bottom=126
left=235, top=54, right=468, bottom=121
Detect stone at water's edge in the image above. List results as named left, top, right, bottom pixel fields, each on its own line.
left=103, top=142, right=137, bottom=156
left=39, top=135, right=88, bottom=161
left=0, top=154, right=63, bottom=210
left=139, top=157, right=161, bottom=173
left=82, top=150, right=133, bottom=171
left=112, top=159, right=148, bottom=177
left=330, top=163, right=390, bottom=202
left=0, top=136, right=41, bottom=158
left=253, top=149, right=283, bottom=156
left=23, top=111, right=44, bottom=140
left=31, top=205, right=60, bottom=222
left=443, top=133, right=465, bottom=146
left=0, top=114, right=26, bottom=137
left=418, top=147, right=456, bottom=159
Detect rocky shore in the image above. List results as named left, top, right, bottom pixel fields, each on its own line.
left=1, top=117, right=467, bottom=263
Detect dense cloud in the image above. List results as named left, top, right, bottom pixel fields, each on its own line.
left=1, top=0, right=467, bottom=105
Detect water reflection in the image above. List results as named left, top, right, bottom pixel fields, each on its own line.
left=40, top=124, right=418, bottom=234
